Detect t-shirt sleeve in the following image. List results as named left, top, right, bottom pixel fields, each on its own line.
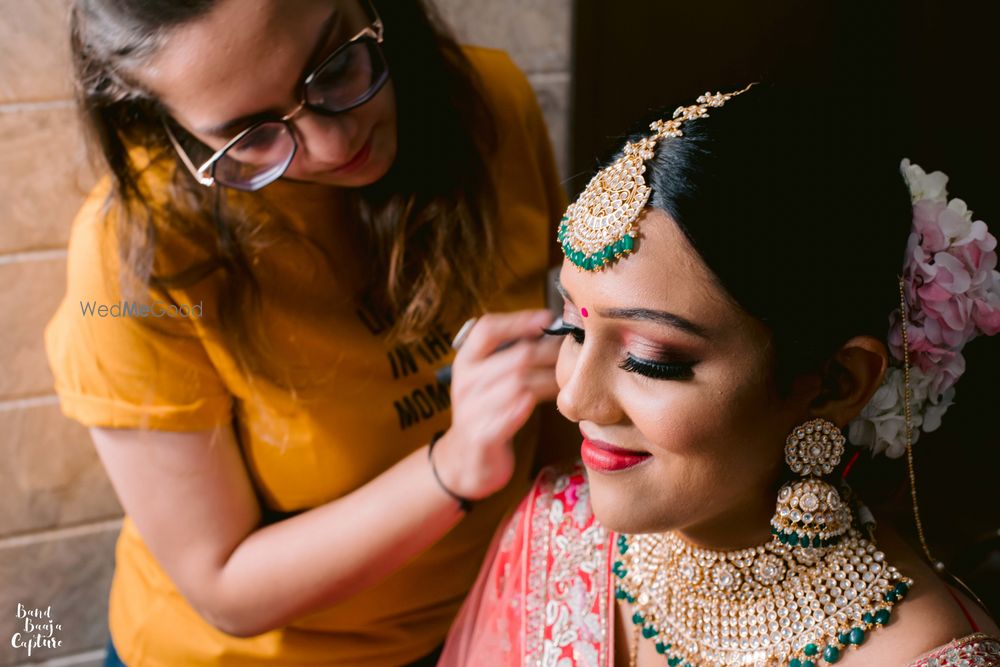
left=43, top=181, right=234, bottom=431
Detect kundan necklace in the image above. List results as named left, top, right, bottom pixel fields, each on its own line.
left=613, top=527, right=913, bottom=667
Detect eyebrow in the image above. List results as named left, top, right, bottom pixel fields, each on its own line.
left=197, top=9, right=342, bottom=138
left=554, top=274, right=710, bottom=340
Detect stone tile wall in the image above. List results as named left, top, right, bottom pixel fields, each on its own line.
left=436, top=0, right=573, bottom=177
left=0, top=1, right=572, bottom=664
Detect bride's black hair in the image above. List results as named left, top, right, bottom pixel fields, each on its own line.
left=625, top=83, right=913, bottom=391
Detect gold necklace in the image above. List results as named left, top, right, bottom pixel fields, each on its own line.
left=614, top=528, right=912, bottom=667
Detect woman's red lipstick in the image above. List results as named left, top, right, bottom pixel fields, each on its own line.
left=580, top=437, right=651, bottom=472
left=332, top=135, right=373, bottom=174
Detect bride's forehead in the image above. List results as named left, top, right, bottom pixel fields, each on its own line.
left=559, top=209, right=712, bottom=300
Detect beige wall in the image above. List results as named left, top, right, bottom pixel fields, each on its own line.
left=1, top=2, right=118, bottom=666
left=0, top=1, right=571, bottom=665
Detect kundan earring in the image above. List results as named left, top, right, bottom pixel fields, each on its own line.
left=771, top=418, right=852, bottom=551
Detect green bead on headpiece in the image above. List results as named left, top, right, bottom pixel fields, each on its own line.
left=558, top=85, right=754, bottom=271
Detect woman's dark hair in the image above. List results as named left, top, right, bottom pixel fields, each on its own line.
left=629, top=83, right=912, bottom=391
left=69, top=0, right=499, bottom=385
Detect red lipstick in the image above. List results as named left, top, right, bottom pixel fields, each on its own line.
left=332, top=135, right=373, bottom=174
left=580, top=436, right=651, bottom=472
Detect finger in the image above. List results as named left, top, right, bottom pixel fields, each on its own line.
left=521, top=367, right=560, bottom=402
left=524, top=335, right=562, bottom=366
left=508, top=392, right=538, bottom=433
left=470, top=334, right=560, bottom=384
left=469, top=342, right=537, bottom=389
left=457, top=309, right=555, bottom=363
left=477, top=367, right=558, bottom=419
left=454, top=335, right=559, bottom=408
left=497, top=391, right=539, bottom=444
left=465, top=382, right=537, bottom=446
left=449, top=317, right=479, bottom=350
left=450, top=342, right=530, bottom=396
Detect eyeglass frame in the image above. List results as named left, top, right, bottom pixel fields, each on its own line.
left=163, top=0, right=386, bottom=191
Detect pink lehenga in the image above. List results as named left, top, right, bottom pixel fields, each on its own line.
left=437, top=463, right=1000, bottom=667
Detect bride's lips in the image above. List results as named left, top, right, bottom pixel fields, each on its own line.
left=580, top=429, right=651, bottom=472
left=330, top=134, right=373, bottom=174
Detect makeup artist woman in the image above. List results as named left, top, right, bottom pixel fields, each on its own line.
left=43, top=1, right=567, bottom=665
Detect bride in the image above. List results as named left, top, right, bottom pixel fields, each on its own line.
left=435, top=84, right=1000, bottom=666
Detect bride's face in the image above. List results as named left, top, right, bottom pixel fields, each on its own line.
left=555, top=209, right=810, bottom=541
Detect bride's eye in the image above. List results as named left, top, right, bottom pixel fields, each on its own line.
left=542, top=321, right=585, bottom=345
left=619, top=355, right=696, bottom=380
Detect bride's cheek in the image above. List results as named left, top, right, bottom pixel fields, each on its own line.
left=629, top=389, right=706, bottom=456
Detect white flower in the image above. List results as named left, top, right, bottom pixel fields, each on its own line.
left=945, top=197, right=974, bottom=224
left=936, top=198, right=992, bottom=252
left=901, top=158, right=949, bottom=204
left=847, top=365, right=956, bottom=458
left=922, top=385, right=956, bottom=432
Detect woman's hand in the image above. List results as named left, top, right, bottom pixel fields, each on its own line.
left=432, top=309, right=561, bottom=500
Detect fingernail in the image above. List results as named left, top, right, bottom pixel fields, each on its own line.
left=451, top=317, right=478, bottom=350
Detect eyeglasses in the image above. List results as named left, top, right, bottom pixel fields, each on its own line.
left=164, top=1, right=387, bottom=192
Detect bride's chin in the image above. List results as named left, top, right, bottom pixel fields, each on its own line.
left=587, top=475, right=680, bottom=535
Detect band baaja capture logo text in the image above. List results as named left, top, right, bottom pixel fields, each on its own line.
left=10, top=604, right=63, bottom=657
left=79, top=299, right=203, bottom=318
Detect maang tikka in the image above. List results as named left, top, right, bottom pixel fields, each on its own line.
left=558, top=84, right=754, bottom=272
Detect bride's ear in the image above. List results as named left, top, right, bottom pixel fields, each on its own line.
left=809, top=336, right=889, bottom=427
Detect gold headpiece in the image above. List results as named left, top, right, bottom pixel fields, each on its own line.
left=558, top=84, right=755, bottom=271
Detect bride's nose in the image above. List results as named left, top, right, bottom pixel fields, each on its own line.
left=556, top=345, right=622, bottom=426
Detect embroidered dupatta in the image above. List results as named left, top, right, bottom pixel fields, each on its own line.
left=438, top=464, right=615, bottom=666
left=438, top=464, right=1000, bottom=667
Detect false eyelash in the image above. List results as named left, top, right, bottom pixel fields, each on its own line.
left=543, top=323, right=697, bottom=381
left=542, top=322, right=585, bottom=345
left=619, top=355, right=696, bottom=380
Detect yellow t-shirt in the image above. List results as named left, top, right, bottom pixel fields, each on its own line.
left=43, top=47, right=566, bottom=666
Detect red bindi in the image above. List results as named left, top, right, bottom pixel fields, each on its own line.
left=580, top=307, right=589, bottom=318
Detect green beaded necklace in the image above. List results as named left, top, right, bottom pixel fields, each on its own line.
left=613, top=532, right=912, bottom=667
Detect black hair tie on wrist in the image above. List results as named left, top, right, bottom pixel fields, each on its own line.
left=428, top=431, right=474, bottom=513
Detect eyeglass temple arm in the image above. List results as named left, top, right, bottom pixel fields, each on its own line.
left=362, top=0, right=383, bottom=37
left=163, top=121, right=216, bottom=187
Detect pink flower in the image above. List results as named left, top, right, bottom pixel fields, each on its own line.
left=926, top=351, right=965, bottom=399
left=852, top=160, right=999, bottom=457
left=896, top=189, right=999, bottom=360
left=911, top=200, right=949, bottom=252
left=973, top=276, right=1000, bottom=334
left=888, top=312, right=956, bottom=373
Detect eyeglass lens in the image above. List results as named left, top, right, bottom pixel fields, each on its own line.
left=306, top=37, right=386, bottom=111
left=213, top=37, right=387, bottom=190
left=214, top=123, right=297, bottom=191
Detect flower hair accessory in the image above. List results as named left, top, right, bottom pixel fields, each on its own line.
left=557, top=84, right=754, bottom=272
left=848, top=160, right=1000, bottom=457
